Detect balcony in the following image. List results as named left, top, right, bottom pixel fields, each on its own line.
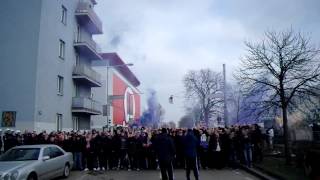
left=74, top=37, right=102, bottom=60
left=75, top=1, right=102, bottom=34
left=72, top=97, right=102, bottom=115
left=73, top=65, right=102, bottom=87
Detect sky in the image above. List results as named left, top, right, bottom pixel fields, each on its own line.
left=94, top=0, right=320, bottom=123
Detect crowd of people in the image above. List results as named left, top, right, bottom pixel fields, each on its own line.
left=0, top=124, right=268, bottom=179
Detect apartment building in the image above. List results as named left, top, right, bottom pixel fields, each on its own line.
left=0, top=0, right=103, bottom=131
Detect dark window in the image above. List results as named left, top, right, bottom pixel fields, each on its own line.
left=61, top=5, right=67, bottom=25
left=59, top=39, right=65, bottom=59
left=43, top=147, right=50, bottom=157
left=50, top=147, right=64, bottom=158
left=0, top=148, right=40, bottom=161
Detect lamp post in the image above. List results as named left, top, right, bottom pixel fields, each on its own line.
left=106, top=63, right=134, bottom=127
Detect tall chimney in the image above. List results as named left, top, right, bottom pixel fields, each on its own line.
left=223, top=64, right=228, bottom=127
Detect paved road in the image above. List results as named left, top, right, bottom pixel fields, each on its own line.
left=60, top=169, right=260, bottom=180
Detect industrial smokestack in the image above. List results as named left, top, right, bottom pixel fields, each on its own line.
left=223, top=64, right=228, bottom=127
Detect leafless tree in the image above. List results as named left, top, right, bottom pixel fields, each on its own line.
left=226, top=84, right=243, bottom=124
left=183, top=69, right=224, bottom=126
left=236, top=29, right=320, bottom=164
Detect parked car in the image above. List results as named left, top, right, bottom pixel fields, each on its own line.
left=0, top=144, right=73, bottom=180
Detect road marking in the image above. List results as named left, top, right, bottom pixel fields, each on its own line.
left=245, top=177, right=254, bottom=180
left=233, top=170, right=242, bottom=175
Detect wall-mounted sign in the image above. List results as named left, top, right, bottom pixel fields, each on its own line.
left=1, top=111, right=16, bottom=127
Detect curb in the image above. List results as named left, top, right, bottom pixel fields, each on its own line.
left=253, top=165, right=286, bottom=180
left=239, top=164, right=280, bottom=180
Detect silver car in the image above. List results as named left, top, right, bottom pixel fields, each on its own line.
left=0, top=144, right=73, bottom=180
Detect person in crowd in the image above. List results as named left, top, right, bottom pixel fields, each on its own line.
left=141, top=131, right=150, bottom=169
left=154, top=128, right=175, bottom=180
left=251, top=124, right=263, bottom=163
left=241, top=126, right=253, bottom=167
left=267, top=126, right=274, bottom=151
left=72, top=133, right=85, bottom=170
left=183, top=129, right=199, bottom=180
left=119, top=131, right=129, bottom=170
left=228, top=130, right=239, bottom=168
left=0, top=129, right=3, bottom=154
left=199, top=129, right=209, bottom=169
left=209, top=128, right=223, bottom=169
left=174, top=129, right=185, bottom=169
left=3, top=129, right=17, bottom=152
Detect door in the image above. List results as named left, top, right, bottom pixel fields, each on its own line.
left=49, top=147, right=66, bottom=177
left=73, top=116, right=79, bottom=131
left=37, top=147, right=54, bottom=179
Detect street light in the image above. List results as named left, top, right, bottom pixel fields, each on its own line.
left=105, top=63, right=134, bottom=127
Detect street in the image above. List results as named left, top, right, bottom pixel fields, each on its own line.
left=59, top=169, right=260, bottom=180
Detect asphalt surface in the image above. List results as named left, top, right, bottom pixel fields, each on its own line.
left=60, top=169, right=260, bottom=180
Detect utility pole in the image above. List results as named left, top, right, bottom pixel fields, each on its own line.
left=223, top=64, right=228, bottom=127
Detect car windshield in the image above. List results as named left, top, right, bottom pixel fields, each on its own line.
left=0, top=148, right=40, bottom=161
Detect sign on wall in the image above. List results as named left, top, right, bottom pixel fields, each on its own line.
left=1, top=111, right=16, bottom=127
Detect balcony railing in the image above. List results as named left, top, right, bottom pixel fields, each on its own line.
left=72, top=97, right=102, bottom=115
left=74, top=35, right=102, bottom=60
left=73, top=64, right=102, bottom=87
left=75, top=1, right=102, bottom=34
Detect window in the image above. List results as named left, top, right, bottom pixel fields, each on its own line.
left=50, top=147, right=64, bottom=158
left=56, top=114, right=62, bottom=131
left=76, top=25, right=81, bottom=42
left=61, top=5, right=67, bottom=25
left=59, top=39, right=65, bottom=59
left=43, top=148, right=50, bottom=158
left=72, top=116, right=79, bottom=131
left=73, top=84, right=80, bottom=97
left=76, top=53, right=80, bottom=66
left=57, top=76, right=64, bottom=95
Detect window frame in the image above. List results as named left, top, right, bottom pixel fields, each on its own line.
left=59, top=39, right=65, bottom=60
left=57, top=75, right=64, bottom=95
left=56, top=114, right=62, bottom=131
left=72, top=116, right=79, bottom=131
left=61, top=5, right=67, bottom=25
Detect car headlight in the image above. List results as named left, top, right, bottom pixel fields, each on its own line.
left=10, top=170, right=19, bottom=180
left=2, top=173, right=10, bottom=180
left=2, top=170, right=19, bottom=180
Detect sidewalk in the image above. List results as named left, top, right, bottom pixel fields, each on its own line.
left=239, top=164, right=280, bottom=180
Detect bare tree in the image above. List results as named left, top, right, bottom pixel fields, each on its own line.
left=183, top=69, right=224, bottom=126
left=236, top=29, right=320, bottom=164
left=226, top=84, right=244, bottom=124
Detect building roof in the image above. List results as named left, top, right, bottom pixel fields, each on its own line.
left=100, top=53, right=140, bottom=87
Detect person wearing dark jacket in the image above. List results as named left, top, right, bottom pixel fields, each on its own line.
left=208, top=130, right=223, bottom=169
left=251, top=124, right=263, bottom=163
left=154, top=128, right=175, bottom=180
left=72, top=134, right=85, bottom=170
left=183, top=129, right=199, bottom=180
left=99, top=132, right=111, bottom=171
left=0, top=130, right=2, bottom=154
left=3, top=131, right=17, bottom=152
left=174, top=130, right=185, bottom=169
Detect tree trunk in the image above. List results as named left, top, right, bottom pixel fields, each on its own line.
left=282, top=105, right=292, bottom=164
left=204, top=110, right=209, bottom=127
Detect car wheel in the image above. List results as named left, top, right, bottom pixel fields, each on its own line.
left=63, top=164, right=70, bottom=178
left=27, top=173, right=37, bottom=180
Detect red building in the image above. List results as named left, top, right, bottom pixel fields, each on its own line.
left=94, top=53, right=141, bottom=127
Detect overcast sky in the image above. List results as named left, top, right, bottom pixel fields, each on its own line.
left=94, top=0, right=320, bottom=123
